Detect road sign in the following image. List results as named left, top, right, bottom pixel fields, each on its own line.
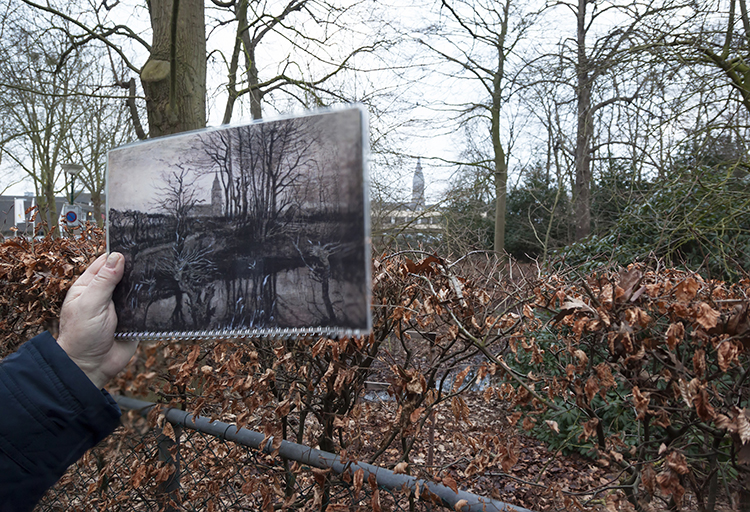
left=62, top=204, right=82, bottom=228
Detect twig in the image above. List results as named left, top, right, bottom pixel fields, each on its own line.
left=415, top=275, right=561, bottom=412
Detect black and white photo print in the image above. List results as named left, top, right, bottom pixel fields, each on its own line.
left=107, top=107, right=370, bottom=339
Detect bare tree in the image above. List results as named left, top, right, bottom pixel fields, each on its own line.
left=69, top=79, right=136, bottom=227
left=154, top=165, right=205, bottom=252
left=215, top=0, right=385, bottom=121
left=529, top=0, right=686, bottom=240
left=416, top=0, right=535, bottom=256
left=0, top=17, right=90, bottom=231
left=0, top=3, right=136, bottom=231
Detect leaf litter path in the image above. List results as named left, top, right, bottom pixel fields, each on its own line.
left=353, top=391, right=735, bottom=512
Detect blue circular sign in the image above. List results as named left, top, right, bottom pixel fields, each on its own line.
left=65, top=211, right=78, bottom=223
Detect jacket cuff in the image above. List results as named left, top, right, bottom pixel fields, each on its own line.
left=0, top=331, right=122, bottom=511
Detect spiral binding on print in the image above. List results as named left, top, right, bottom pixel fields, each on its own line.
left=114, top=326, right=369, bottom=341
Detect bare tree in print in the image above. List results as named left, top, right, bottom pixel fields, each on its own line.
left=251, top=120, right=315, bottom=240
left=154, top=165, right=204, bottom=252
left=202, top=118, right=315, bottom=239
left=199, top=119, right=318, bottom=327
left=149, top=166, right=216, bottom=328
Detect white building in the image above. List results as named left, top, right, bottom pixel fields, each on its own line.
left=372, top=158, right=442, bottom=247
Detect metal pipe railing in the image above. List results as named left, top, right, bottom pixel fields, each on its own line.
left=115, top=395, right=535, bottom=512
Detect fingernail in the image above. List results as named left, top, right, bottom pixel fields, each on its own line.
left=105, top=253, right=120, bottom=268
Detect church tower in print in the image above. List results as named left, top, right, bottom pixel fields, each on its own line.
left=211, top=173, right=223, bottom=216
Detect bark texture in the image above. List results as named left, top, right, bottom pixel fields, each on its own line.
left=142, top=0, right=207, bottom=137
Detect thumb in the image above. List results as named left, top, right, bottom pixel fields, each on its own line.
left=84, top=252, right=125, bottom=305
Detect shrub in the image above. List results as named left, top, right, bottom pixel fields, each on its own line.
left=0, top=226, right=103, bottom=355
left=505, top=263, right=750, bottom=511
left=558, top=167, right=750, bottom=282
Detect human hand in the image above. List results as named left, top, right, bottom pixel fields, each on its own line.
left=56, top=252, right=137, bottom=389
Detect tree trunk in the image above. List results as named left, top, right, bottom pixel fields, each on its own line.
left=573, top=0, right=593, bottom=241
left=221, top=0, right=245, bottom=125
left=492, top=108, right=508, bottom=257
left=142, top=0, right=207, bottom=137
left=239, top=17, right=263, bottom=120
left=41, top=176, right=57, bottom=233
left=491, top=0, right=511, bottom=257
left=91, top=190, right=103, bottom=228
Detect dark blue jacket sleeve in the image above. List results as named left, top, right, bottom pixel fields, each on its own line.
left=0, top=331, right=121, bottom=512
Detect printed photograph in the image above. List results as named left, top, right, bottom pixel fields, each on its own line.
left=107, top=108, right=369, bottom=336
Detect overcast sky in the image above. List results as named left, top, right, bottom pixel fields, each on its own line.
left=0, top=0, right=469, bottom=202
left=0, top=0, right=603, bottom=203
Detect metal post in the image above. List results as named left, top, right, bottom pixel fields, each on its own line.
left=116, top=395, right=535, bottom=512
left=156, top=423, right=182, bottom=512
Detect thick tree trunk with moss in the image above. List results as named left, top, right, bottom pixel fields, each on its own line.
left=141, top=0, right=207, bottom=137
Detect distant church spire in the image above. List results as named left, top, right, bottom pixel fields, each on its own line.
left=211, top=173, right=223, bottom=216
left=411, top=157, right=425, bottom=210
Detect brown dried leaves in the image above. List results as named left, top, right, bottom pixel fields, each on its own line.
left=0, top=228, right=103, bottom=355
